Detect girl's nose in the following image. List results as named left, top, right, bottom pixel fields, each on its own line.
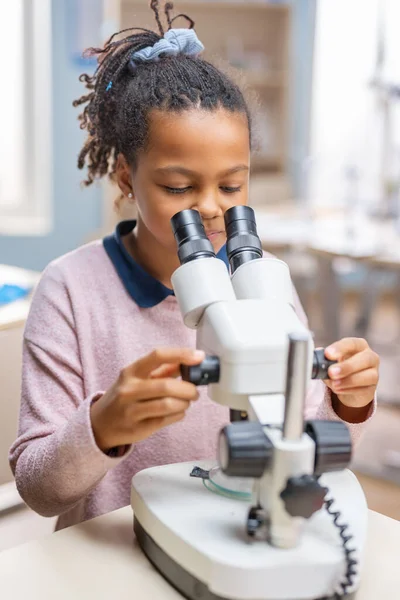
left=194, top=192, right=223, bottom=221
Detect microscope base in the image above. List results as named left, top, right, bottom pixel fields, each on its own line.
left=134, top=519, right=356, bottom=600
left=131, top=462, right=368, bottom=600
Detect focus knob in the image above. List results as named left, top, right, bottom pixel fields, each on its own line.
left=312, top=348, right=337, bottom=380
left=218, top=422, right=273, bottom=478
left=305, top=420, right=352, bottom=476
left=280, top=475, right=328, bottom=519
left=180, top=355, right=220, bottom=386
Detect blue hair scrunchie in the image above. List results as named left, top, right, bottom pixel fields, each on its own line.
left=106, top=29, right=204, bottom=91
left=131, top=28, right=204, bottom=65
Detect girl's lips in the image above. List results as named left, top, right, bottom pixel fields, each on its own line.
left=206, top=231, right=224, bottom=240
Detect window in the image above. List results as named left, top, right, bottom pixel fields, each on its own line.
left=0, top=0, right=52, bottom=235
left=309, top=0, right=400, bottom=210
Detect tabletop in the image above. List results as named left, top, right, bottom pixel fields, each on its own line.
left=0, top=506, right=399, bottom=599
left=254, top=207, right=400, bottom=267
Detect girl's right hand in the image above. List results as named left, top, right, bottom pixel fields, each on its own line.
left=90, top=348, right=204, bottom=452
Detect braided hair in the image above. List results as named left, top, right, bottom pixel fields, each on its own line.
left=73, top=0, right=252, bottom=186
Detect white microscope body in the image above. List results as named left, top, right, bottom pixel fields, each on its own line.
left=131, top=207, right=368, bottom=600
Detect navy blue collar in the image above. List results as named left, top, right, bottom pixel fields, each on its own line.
left=103, top=220, right=229, bottom=308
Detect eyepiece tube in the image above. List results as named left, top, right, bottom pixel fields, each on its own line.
left=171, top=210, right=216, bottom=265
left=224, top=206, right=263, bottom=273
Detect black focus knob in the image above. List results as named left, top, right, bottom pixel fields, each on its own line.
left=312, top=348, right=338, bottom=380
left=280, top=475, right=328, bottom=519
left=180, top=355, right=220, bottom=386
left=218, top=422, right=273, bottom=478
left=305, top=420, right=352, bottom=476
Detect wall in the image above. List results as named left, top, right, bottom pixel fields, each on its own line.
left=0, top=0, right=102, bottom=272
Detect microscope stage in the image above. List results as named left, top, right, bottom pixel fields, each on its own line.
left=131, top=461, right=367, bottom=600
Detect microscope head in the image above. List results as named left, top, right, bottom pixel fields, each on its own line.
left=170, top=207, right=337, bottom=408
left=170, top=206, right=314, bottom=411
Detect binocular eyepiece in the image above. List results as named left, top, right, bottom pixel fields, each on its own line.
left=224, top=206, right=263, bottom=272
left=171, top=205, right=263, bottom=273
left=170, top=210, right=216, bottom=265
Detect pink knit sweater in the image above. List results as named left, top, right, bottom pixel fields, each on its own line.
left=9, top=240, right=373, bottom=530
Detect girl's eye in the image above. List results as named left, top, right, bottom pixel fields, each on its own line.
left=164, top=186, right=192, bottom=194
left=163, top=185, right=242, bottom=194
left=221, top=186, right=242, bottom=193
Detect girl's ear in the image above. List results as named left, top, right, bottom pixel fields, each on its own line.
left=115, top=154, right=135, bottom=201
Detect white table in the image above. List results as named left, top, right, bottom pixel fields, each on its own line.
left=254, top=209, right=400, bottom=344
left=0, top=506, right=399, bottom=599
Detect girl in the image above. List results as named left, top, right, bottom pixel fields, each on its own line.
left=10, top=1, right=378, bottom=531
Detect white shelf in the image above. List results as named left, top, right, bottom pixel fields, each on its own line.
left=176, top=1, right=290, bottom=11
left=123, top=1, right=290, bottom=13
left=251, top=154, right=283, bottom=170
left=245, top=70, right=288, bottom=88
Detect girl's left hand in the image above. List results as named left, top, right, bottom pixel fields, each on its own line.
left=324, top=338, right=379, bottom=409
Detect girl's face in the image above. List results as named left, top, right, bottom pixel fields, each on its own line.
left=118, top=108, right=250, bottom=255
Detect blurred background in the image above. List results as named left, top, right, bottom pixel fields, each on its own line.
left=2, top=0, right=400, bottom=550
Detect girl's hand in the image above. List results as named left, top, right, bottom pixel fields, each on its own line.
left=324, top=338, right=379, bottom=421
left=90, top=348, right=204, bottom=452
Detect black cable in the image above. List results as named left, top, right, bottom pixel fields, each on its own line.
left=324, top=492, right=358, bottom=597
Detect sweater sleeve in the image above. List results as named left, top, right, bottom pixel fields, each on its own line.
left=9, top=264, right=130, bottom=518
left=292, top=286, right=375, bottom=445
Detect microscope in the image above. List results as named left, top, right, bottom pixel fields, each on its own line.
left=131, top=206, right=368, bottom=600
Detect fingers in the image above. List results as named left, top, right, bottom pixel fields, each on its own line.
left=149, top=364, right=181, bottom=379
left=323, top=339, right=379, bottom=412
left=133, top=397, right=191, bottom=421
left=130, top=348, right=205, bottom=379
left=325, top=338, right=368, bottom=361
left=119, top=377, right=199, bottom=403
left=328, top=348, right=379, bottom=380
left=133, top=411, right=186, bottom=441
left=328, top=368, right=378, bottom=394
left=94, top=349, right=205, bottom=450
